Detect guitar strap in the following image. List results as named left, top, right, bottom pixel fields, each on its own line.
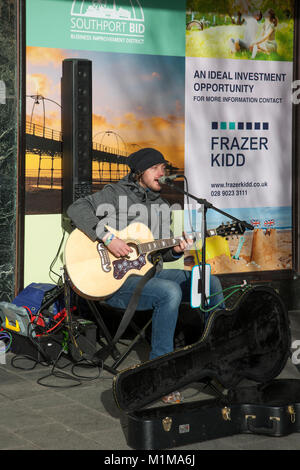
left=112, top=254, right=161, bottom=345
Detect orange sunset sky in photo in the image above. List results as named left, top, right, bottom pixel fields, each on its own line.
left=26, top=46, right=185, bottom=175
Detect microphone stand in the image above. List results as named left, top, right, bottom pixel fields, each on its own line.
left=163, top=179, right=253, bottom=311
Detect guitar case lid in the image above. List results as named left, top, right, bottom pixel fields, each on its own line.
left=113, top=285, right=291, bottom=412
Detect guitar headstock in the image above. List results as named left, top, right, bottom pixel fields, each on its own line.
left=209, top=221, right=247, bottom=238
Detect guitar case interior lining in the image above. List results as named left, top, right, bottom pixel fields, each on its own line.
left=113, top=285, right=291, bottom=413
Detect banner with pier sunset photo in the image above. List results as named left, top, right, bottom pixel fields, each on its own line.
left=25, top=0, right=185, bottom=216
left=25, top=0, right=294, bottom=277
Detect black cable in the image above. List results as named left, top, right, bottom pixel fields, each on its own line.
left=48, top=229, right=66, bottom=284
left=10, top=324, right=103, bottom=388
left=11, top=354, right=49, bottom=370
left=71, top=358, right=103, bottom=380
left=36, top=349, right=103, bottom=388
left=9, top=281, right=104, bottom=388
left=36, top=311, right=103, bottom=387
left=36, top=349, right=82, bottom=388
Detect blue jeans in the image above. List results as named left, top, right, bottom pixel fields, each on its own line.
left=106, top=269, right=224, bottom=360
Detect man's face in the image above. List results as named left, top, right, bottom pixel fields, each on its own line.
left=138, top=163, right=166, bottom=192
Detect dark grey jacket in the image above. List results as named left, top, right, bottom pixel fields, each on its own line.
left=67, top=174, right=181, bottom=263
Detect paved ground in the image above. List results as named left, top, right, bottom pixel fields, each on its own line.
left=0, top=310, right=300, bottom=452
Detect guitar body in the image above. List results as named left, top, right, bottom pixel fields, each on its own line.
left=64, top=220, right=245, bottom=299
left=64, top=223, right=155, bottom=299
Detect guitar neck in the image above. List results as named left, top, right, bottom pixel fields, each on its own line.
left=138, top=236, right=185, bottom=255
left=137, top=225, right=232, bottom=255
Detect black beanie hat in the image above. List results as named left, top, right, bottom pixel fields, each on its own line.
left=127, top=148, right=167, bottom=173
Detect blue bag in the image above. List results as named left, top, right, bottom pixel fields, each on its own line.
left=12, top=283, right=63, bottom=316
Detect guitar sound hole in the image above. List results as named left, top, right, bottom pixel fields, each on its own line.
left=126, top=243, right=140, bottom=261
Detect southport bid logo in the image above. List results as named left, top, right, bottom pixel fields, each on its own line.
left=70, top=0, right=145, bottom=44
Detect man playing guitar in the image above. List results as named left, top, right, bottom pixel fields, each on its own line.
left=67, top=148, right=225, bottom=403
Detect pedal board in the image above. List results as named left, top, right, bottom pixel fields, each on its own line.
left=69, top=318, right=97, bottom=361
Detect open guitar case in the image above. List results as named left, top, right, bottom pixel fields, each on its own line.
left=112, top=284, right=300, bottom=449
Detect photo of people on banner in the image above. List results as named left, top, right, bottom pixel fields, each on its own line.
left=186, top=0, right=293, bottom=61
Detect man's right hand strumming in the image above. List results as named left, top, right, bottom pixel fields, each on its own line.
left=103, top=233, right=133, bottom=258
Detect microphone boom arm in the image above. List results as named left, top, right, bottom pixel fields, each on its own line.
left=163, top=180, right=253, bottom=230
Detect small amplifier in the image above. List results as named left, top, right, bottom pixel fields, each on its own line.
left=6, top=329, right=64, bottom=362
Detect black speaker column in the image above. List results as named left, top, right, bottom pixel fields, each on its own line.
left=61, top=58, right=92, bottom=231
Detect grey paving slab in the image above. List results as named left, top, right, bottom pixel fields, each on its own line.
left=234, top=435, right=300, bottom=451
left=0, top=368, right=24, bottom=384
left=86, top=428, right=131, bottom=450
left=14, top=423, right=105, bottom=450
left=0, top=425, right=36, bottom=450
left=41, top=403, right=117, bottom=433
left=12, top=389, right=76, bottom=412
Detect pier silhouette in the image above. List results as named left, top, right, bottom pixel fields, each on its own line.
left=25, top=120, right=183, bottom=213
left=26, top=121, right=132, bottom=189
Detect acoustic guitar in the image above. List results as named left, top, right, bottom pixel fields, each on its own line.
left=64, top=221, right=245, bottom=299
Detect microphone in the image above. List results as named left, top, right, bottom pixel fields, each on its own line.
left=158, top=174, right=183, bottom=184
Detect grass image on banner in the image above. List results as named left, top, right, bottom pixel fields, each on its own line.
left=186, top=18, right=293, bottom=61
